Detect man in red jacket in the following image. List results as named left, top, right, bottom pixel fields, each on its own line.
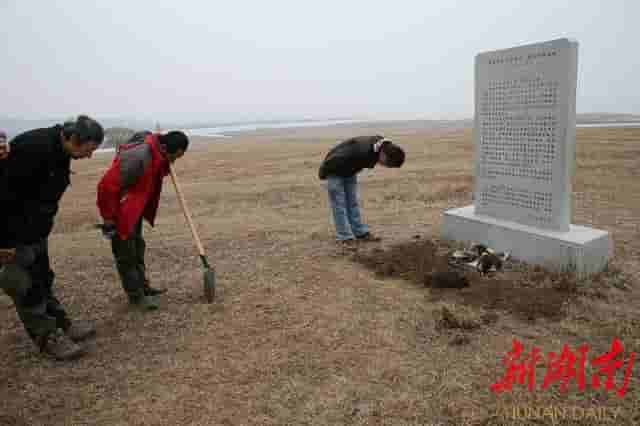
left=97, top=130, right=189, bottom=310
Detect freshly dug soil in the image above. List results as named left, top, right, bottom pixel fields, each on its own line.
left=352, top=239, right=571, bottom=321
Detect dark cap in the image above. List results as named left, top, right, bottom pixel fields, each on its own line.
left=63, top=115, right=104, bottom=144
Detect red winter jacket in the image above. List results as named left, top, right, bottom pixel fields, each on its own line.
left=97, top=133, right=169, bottom=240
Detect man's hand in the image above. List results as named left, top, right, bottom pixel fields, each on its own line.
left=0, top=248, right=16, bottom=264
left=95, top=221, right=117, bottom=240
left=0, top=133, right=9, bottom=160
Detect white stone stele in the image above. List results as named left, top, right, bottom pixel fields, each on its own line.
left=442, top=38, right=612, bottom=277
left=475, top=38, right=578, bottom=231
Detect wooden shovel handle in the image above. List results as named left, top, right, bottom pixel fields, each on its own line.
left=168, top=162, right=206, bottom=257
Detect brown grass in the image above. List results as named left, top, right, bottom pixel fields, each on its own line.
left=1, top=124, right=640, bottom=425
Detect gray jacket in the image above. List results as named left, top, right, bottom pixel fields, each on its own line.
left=118, top=132, right=153, bottom=193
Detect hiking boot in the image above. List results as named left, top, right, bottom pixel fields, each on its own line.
left=144, top=280, right=167, bottom=296
left=356, top=232, right=381, bottom=242
left=39, top=329, right=86, bottom=361
left=64, top=321, right=96, bottom=343
left=337, top=239, right=359, bottom=251
left=128, top=294, right=159, bottom=311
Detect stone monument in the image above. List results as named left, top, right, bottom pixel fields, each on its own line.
left=441, top=38, right=612, bottom=277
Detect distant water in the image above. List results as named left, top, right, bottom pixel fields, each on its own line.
left=95, top=147, right=116, bottom=154
left=184, top=119, right=640, bottom=135
left=576, top=121, right=640, bottom=128
left=94, top=119, right=366, bottom=155
left=183, top=119, right=368, bottom=137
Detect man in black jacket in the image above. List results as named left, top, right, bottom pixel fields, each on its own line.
left=0, top=115, right=104, bottom=360
left=318, top=135, right=405, bottom=246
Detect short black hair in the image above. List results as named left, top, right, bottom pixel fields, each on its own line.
left=158, top=131, right=189, bottom=154
left=62, top=115, right=104, bottom=144
left=381, top=142, right=405, bottom=167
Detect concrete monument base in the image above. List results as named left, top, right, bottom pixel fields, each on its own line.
left=442, top=205, right=612, bottom=278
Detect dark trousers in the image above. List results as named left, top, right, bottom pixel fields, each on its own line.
left=0, top=238, right=70, bottom=341
left=111, top=219, right=147, bottom=300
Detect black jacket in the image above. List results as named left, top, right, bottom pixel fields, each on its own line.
left=318, top=135, right=383, bottom=180
left=0, top=125, right=71, bottom=248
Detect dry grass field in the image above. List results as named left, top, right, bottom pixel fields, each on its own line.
left=1, top=122, right=639, bottom=425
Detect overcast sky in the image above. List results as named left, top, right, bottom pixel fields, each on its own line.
left=1, top=1, right=638, bottom=122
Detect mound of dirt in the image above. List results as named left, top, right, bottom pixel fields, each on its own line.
left=427, top=270, right=469, bottom=289
left=453, top=278, right=569, bottom=321
left=352, top=239, right=448, bottom=285
left=352, top=239, right=573, bottom=322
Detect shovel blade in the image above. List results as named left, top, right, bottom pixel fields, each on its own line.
left=203, top=268, right=215, bottom=303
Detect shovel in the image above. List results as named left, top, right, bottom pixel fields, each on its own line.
left=168, top=162, right=216, bottom=302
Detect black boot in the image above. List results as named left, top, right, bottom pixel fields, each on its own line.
left=128, top=289, right=159, bottom=311
left=143, top=279, right=167, bottom=296
left=38, top=329, right=86, bottom=361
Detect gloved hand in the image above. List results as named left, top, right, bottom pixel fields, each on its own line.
left=95, top=223, right=117, bottom=240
